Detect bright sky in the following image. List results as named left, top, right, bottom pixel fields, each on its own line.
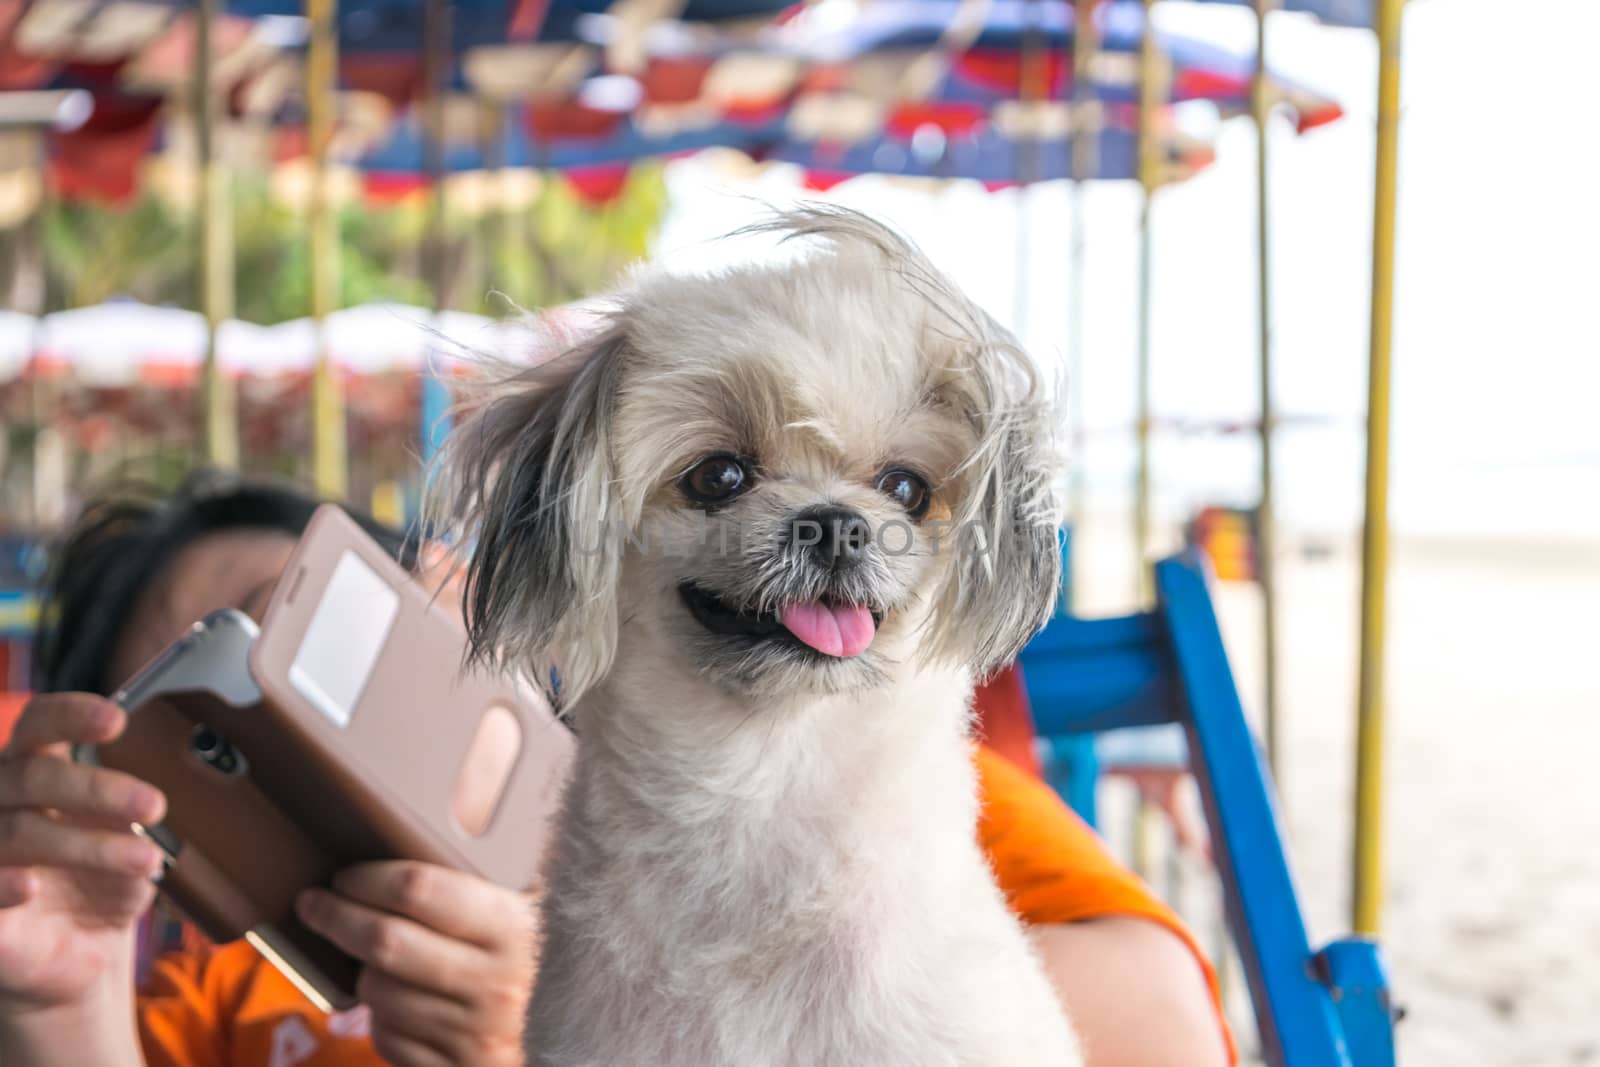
left=655, top=0, right=1600, bottom=541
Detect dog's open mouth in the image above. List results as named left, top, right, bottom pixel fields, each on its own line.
left=678, top=583, right=883, bottom=658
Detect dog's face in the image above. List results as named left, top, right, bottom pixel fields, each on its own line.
left=612, top=283, right=979, bottom=698
left=437, top=208, right=1062, bottom=707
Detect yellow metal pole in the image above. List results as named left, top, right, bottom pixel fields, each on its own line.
left=307, top=0, right=346, bottom=499
left=1353, top=0, right=1404, bottom=937
left=1065, top=0, right=1097, bottom=609
left=424, top=0, right=450, bottom=315
left=1253, top=0, right=1280, bottom=774
left=1012, top=0, right=1046, bottom=334
left=196, top=0, right=238, bottom=469
left=1133, top=0, right=1160, bottom=602
left=420, top=0, right=454, bottom=466
left=476, top=98, right=506, bottom=305
left=20, top=132, right=49, bottom=531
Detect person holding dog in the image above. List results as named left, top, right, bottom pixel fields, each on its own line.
left=0, top=473, right=1230, bottom=1067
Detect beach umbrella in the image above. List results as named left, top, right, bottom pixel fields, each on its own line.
left=2, top=0, right=805, bottom=491
left=773, top=0, right=1338, bottom=590
left=351, top=0, right=1334, bottom=196
left=770, top=112, right=1215, bottom=189
left=262, top=303, right=522, bottom=374
left=776, top=0, right=1341, bottom=126
left=0, top=298, right=518, bottom=449
left=29, top=302, right=209, bottom=386
left=356, top=100, right=786, bottom=199
left=1183, top=0, right=1374, bottom=30
left=17, top=300, right=342, bottom=386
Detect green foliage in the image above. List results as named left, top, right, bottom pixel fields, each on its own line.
left=20, top=165, right=669, bottom=322
left=40, top=194, right=195, bottom=310
left=466, top=163, right=669, bottom=314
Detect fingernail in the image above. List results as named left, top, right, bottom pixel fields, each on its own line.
left=128, top=787, right=166, bottom=824
left=91, top=702, right=124, bottom=736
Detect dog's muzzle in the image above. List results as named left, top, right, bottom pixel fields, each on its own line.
left=788, top=506, right=872, bottom=572
left=678, top=581, right=884, bottom=660
left=678, top=506, right=893, bottom=659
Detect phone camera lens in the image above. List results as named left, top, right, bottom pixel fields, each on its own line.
left=191, top=725, right=221, bottom=756
left=191, top=726, right=246, bottom=776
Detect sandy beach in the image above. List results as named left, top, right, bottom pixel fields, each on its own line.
left=1069, top=521, right=1600, bottom=1066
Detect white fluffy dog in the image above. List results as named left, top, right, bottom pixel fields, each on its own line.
left=435, top=206, right=1080, bottom=1066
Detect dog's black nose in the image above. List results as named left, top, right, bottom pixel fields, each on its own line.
left=791, top=507, right=872, bottom=568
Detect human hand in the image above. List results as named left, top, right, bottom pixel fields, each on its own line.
left=297, top=861, right=538, bottom=1067
left=0, top=693, right=166, bottom=1012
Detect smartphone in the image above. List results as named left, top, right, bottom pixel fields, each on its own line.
left=83, top=505, right=574, bottom=1011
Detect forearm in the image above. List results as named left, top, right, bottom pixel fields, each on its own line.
left=0, top=966, right=146, bottom=1067
left=1031, top=918, right=1230, bottom=1067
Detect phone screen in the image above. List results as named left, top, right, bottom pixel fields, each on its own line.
left=288, top=550, right=400, bottom=729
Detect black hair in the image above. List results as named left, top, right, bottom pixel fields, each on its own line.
left=33, top=469, right=417, bottom=695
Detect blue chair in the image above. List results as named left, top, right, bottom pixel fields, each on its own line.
left=1017, top=551, right=1397, bottom=1067
left=0, top=588, right=38, bottom=691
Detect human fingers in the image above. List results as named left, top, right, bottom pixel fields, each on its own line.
left=369, top=1024, right=457, bottom=1067
left=360, top=968, right=526, bottom=1067
left=0, top=810, right=164, bottom=877
left=0, top=755, right=165, bottom=826
left=357, top=969, right=467, bottom=1048
left=295, top=888, right=487, bottom=997
left=0, top=867, right=36, bottom=909
left=3, top=694, right=125, bottom=757
left=330, top=862, right=536, bottom=952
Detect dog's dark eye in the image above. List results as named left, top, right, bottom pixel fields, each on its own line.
left=877, top=469, right=931, bottom=520
left=683, top=454, right=752, bottom=505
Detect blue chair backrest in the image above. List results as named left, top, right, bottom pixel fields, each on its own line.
left=1016, top=551, right=1396, bottom=1067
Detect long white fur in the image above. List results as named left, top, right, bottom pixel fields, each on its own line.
left=433, top=205, right=1080, bottom=1066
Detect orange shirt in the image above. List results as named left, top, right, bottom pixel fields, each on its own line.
left=135, top=743, right=1232, bottom=1067
left=0, top=691, right=25, bottom=743
left=0, top=687, right=1230, bottom=1063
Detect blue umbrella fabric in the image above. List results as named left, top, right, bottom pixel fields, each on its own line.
left=1179, top=0, right=1373, bottom=31
left=778, top=0, right=1342, bottom=129
left=770, top=120, right=1216, bottom=190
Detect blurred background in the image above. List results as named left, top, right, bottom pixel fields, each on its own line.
left=1, top=0, right=1596, bottom=1063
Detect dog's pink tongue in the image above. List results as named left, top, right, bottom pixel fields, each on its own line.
left=779, top=602, right=876, bottom=658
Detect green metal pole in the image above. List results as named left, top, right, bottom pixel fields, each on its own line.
left=1353, top=0, right=1404, bottom=937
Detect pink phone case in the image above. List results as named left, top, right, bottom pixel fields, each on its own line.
left=94, top=505, right=573, bottom=1010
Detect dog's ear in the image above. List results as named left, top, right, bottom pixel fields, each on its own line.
left=429, top=323, right=630, bottom=706
left=924, top=322, right=1064, bottom=676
